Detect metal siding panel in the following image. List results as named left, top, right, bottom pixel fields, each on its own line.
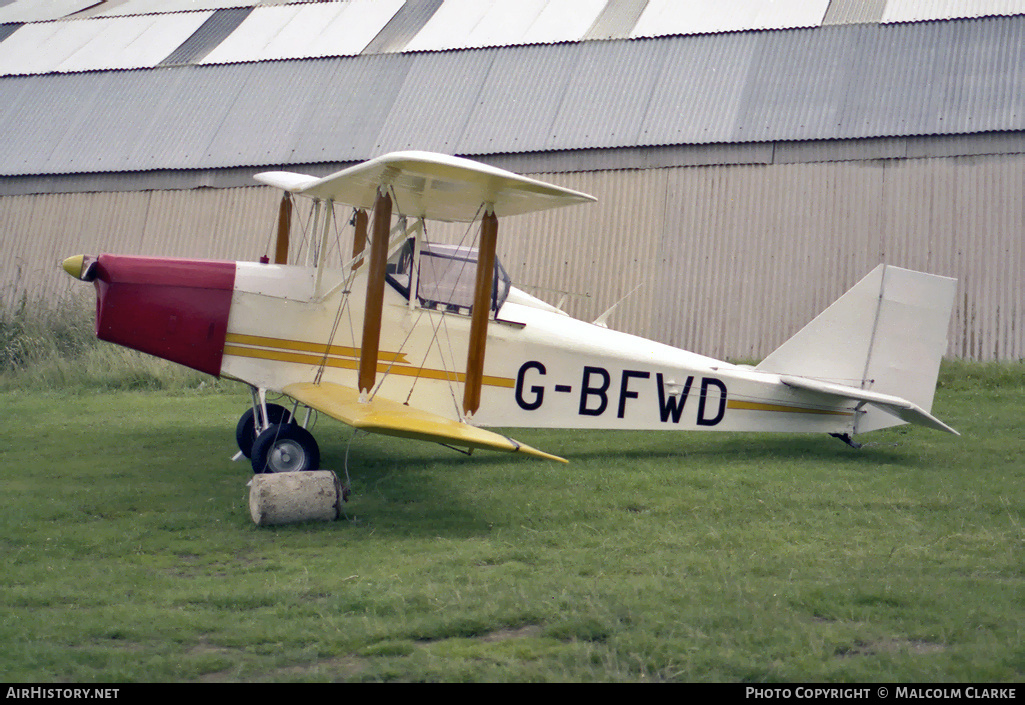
left=3, top=156, right=1023, bottom=360
left=0, top=23, right=21, bottom=43
left=0, top=20, right=90, bottom=75
left=456, top=0, right=553, bottom=48
left=56, top=12, right=214, bottom=72
left=631, top=0, right=830, bottom=37
left=883, top=0, right=1025, bottom=23
left=403, top=0, right=498, bottom=51
left=822, top=0, right=886, bottom=25
left=640, top=31, right=758, bottom=145
left=546, top=39, right=669, bottom=150
left=290, top=54, right=413, bottom=163
left=516, top=0, right=608, bottom=46
left=199, top=3, right=299, bottom=64
left=92, top=0, right=279, bottom=16
left=1, top=72, right=124, bottom=175
left=199, top=2, right=405, bottom=64
left=0, top=12, right=213, bottom=76
left=456, top=43, right=580, bottom=155
left=373, top=50, right=490, bottom=154
left=400, top=0, right=607, bottom=50
left=1, top=190, right=149, bottom=303
left=201, top=61, right=330, bottom=167
left=4, top=18, right=1025, bottom=176
left=160, top=7, right=253, bottom=65
left=583, top=0, right=650, bottom=41
left=127, top=67, right=244, bottom=170
left=734, top=25, right=860, bottom=143
left=0, top=75, right=42, bottom=171
left=0, top=0, right=97, bottom=24
left=656, top=161, right=889, bottom=360
left=651, top=157, right=1024, bottom=361
left=362, top=0, right=444, bottom=54
left=295, top=0, right=405, bottom=60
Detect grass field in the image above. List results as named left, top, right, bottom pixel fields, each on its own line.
left=1, top=362, right=1023, bottom=682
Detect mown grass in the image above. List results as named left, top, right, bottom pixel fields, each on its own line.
left=1, top=363, right=1022, bottom=681
left=1, top=297, right=1023, bottom=681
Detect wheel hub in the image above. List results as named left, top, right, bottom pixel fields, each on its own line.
left=269, top=440, right=305, bottom=472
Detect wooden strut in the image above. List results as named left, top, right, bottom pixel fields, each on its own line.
left=358, top=190, right=392, bottom=396
left=351, top=209, right=368, bottom=270
left=274, top=193, right=292, bottom=265
left=463, top=208, right=498, bottom=418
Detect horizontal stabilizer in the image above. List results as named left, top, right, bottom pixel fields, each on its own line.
left=283, top=382, right=567, bottom=462
left=756, top=264, right=956, bottom=435
left=255, top=151, right=595, bottom=222
left=781, top=376, right=959, bottom=435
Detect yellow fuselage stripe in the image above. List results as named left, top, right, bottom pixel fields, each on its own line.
left=222, top=344, right=516, bottom=389
left=224, top=333, right=410, bottom=364
left=726, top=400, right=852, bottom=416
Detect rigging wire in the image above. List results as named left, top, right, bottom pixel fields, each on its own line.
left=314, top=204, right=361, bottom=385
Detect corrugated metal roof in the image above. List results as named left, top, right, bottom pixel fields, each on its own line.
left=2, top=1, right=1025, bottom=78
left=200, top=0, right=403, bottom=63
left=582, top=0, right=649, bottom=41
left=362, top=0, right=443, bottom=54
left=630, top=0, right=831, bottom=38
left=89, top=0, right=277, bottom=16
left=883, top=0, right=1025, bottom=23
left=823, top=0, right=886, bottom=24
left=159, top=7, right=252, bottom=65
left=402, top=0, right=607, bottom=51
left=0, top=0, right=98, bottom=24
left=0, top=24, right=21, bottom=42
left=2, top=15, right=1024, bottom=176
left=0, top=11, right=213, bottom=75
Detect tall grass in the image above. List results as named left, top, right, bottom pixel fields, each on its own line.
left=0, top=292, right=230, bottom=393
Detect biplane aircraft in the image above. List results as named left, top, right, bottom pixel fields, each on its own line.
left=62, top=151, right=958, bottom=474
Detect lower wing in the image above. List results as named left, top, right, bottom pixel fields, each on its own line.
left=282, top=382, right=567, bottom=462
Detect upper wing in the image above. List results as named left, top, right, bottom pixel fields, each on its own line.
left=283, top=381, right=567, bottom=462
left=255, top=151, right=595, bottom=222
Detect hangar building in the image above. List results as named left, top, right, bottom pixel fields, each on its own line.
left=1, top=0, right=1023, bottom=361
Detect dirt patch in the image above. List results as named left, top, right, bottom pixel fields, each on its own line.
left=480, top=625, right=543, bottom=642
left=837, top=638, right=945, bottom=657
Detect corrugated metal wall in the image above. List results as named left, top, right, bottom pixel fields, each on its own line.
left=3, top=153, right=1021, bottom=361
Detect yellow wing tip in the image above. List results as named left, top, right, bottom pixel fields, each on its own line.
left=513, top=442, right=568, bottom=463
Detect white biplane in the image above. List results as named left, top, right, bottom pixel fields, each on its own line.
left=62, top=151, right=958, bottom=474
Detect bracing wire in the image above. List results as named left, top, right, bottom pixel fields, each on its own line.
left=314, top=204, right=361, bottom=385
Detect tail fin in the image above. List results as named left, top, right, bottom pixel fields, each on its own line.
left=755, top=265, right=956, bottom=434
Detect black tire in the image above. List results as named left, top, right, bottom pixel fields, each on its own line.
left=235, top=403, right=292, bottom=458
left=251, top=423, right=320, bottom=474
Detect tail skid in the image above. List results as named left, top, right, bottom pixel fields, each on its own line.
left=756, top=265, right=958, bottom=436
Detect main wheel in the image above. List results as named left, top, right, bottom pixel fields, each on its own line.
left=235, top=403, right=292, bottom=458
left=251, top=423, right=320, bottom=474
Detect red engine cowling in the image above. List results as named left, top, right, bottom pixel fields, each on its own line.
left=91, top=255, right=236, bottom=376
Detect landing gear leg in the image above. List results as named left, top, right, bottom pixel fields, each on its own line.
left=235, top=386, right=322, bottom=474
left=235, top=387, right=294, bottom=459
